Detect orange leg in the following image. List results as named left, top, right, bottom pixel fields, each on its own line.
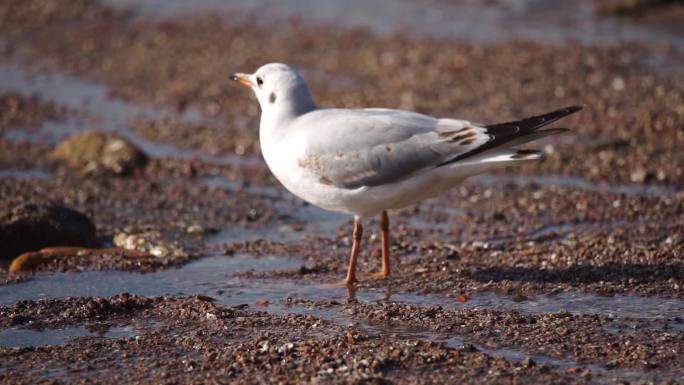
left=344, top=217, right=363, bottom=286
left=372, top=210, right=391, bottom=279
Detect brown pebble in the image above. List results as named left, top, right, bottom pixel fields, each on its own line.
left=455, top=294, right=469, bottom=303
left=347, top=331, right=355, bottom=345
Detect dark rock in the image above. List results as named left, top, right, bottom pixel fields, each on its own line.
left=50, top=131, right=147, bottom=176
left=460, top=343, right=479, bottom=353
left=0, top=203, right=99, bottom=262
left=492, top=211, right=507, bottom=221
left=521, top=357, right=536, bottom=367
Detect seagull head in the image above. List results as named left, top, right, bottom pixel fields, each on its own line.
left=231, top=63, right=316, bottom=119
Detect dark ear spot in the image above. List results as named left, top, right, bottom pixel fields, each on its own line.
left=269, top=92, right=277, bottom=103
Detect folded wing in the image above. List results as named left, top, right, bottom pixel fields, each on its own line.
left=299, top=106, right=582, bottom=189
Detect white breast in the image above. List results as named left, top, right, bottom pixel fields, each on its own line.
left=259, top=117, right=342, bottom=207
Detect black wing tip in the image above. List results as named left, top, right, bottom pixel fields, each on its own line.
left=485, top=104, right=584, bottom=130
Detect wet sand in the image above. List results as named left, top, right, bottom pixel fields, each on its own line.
left=0, top=0, right=683, bottom=383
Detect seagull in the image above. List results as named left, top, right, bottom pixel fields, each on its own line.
left=231, top=63, right=581, bottom=285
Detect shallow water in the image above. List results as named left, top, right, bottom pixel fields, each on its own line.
left=0, top=325, right=140, bottom=348
left=101, top=0, right=684, bottom=50
left=443, top=336, right=674, bottom=385
left=205, top=210, right=344, bottom=244
left=0, top=66, right=198, bottom=125
left=0, top=169, right=53, bottom=180
left=201, top=176, right=348, bottom=243
left=0, top=65, right=260, bottom=167
left=1, top=3, right=681, bottom=381
left=2, top=254, right=681, bottom=381
left=200, top=175, right=282, bottom=198
left=0, top=255, right=303, bottom=306
left=438, top=291, right=684, bottom=320
left=2, top=255, right=681, bottom=321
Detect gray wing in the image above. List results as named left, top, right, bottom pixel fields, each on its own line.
left=296, top=105, right=581, bottom=189
left=295, top=108, right=488, bottom=189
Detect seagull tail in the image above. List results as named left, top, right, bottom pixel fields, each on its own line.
left=474, top=105, right=582, bottom=154
left=502, top=127, right=569, bottom=148
left=484, top=105, right=583, bottom=132
left=439, top=105, right=582, bottom=166
left=445, top=147, right=548, bottom=177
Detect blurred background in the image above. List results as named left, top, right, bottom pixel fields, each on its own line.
left=3, top=0, right=683, bottom=185
left=0, top=1, right=683, bottom=383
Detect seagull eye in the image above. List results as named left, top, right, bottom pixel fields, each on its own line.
left=256, top=77, right=263, bottom=86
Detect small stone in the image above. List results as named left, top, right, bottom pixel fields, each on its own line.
left=186, top=224, right=205, bottom=235
left=277, top=342, right=294, bottom=354
left=630, top=169, right=647, bottom=183
left=149, top=245, right=168, bottom=257
left=521, top=358, right=536, bottom=367
left=460, top=343, right=478, bottom=353
left=50, top=131, right=147, bottom=176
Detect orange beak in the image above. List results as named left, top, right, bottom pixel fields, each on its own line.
left=230, top=73, right=253, bottom=88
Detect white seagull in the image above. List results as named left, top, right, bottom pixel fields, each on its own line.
left=231, top=63, right=581, bottom=285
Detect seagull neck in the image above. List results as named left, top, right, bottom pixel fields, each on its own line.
left=262, top=100, right=316, bottom=127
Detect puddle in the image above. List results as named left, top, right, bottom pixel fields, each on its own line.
left=203, top=186, right=347, bottom=244
left=115, top=130, right=263, bottom=167
left=205, top=220, right=337, bottom=244
left=0, top=66, right=202, bottom=125
left=204, top=205, right=346, bottom=244
left=448, top=336, right=583, bottom=368
left=0, top=324, right=139, bottom=348
left=275, top=289, right=682, bottom=384
left=282, top=301, right=678, bottom=384
left=0, top=254, right=304, bottom=306
left=604, top=318, right=684, bottom=335
left=0, top=65, right=261, bottom=168
left=391, top=291, right=684, bottom=321
left=278, top=291, right=683, bottom=384
left=472, top=174, right=679, bottom=197
left=443, top=336, right=671, bottom=385
left=102, top=0, right=684, bottom=50
left=197, top=174, right=347, bottom=243
left=0, top=169, right=53, bottom=180
left=2, top=253, right=681, bottom=323
left=200, top=175, right=282, bottom=198
left=7, top=268, right=665, bottom=383
left=528, top=222, right=597, bottom=238
left=1, top=253, right=681, bottom=381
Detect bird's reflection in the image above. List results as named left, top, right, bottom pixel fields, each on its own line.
left=346, top=283, right=358, bottom=303
left=345, top=282, right=394, bottom=303
left=383, top=284, right=393, bottom=301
